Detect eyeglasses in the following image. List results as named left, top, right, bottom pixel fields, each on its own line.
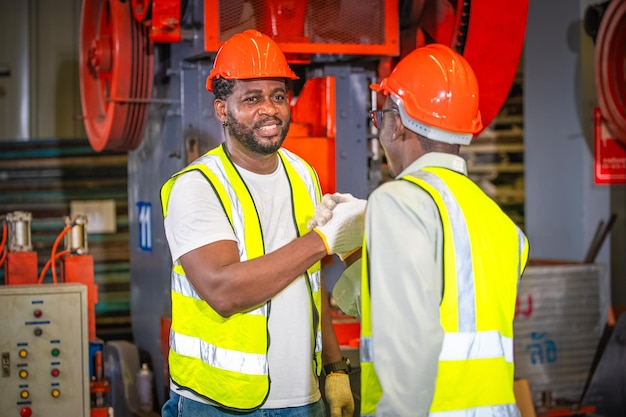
left=370, top=109, right=399, bottom=129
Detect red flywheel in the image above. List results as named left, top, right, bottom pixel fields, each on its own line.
left=595, top=0, right=626, bottom=145
left=454, top=0, right=528, bottom=131
left=79, top=0, right=153, bottom=151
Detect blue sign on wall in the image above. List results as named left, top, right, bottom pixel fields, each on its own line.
left=137, top=202, right=152, bottom=252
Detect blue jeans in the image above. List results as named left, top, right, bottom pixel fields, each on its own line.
left=162, top=391, right=325, bottom=417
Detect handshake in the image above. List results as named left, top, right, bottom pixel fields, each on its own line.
left=309, top=193, right=367, bottom=259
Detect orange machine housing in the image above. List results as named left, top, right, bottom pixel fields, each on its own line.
left=283, top=76, right=336, bottom=195
left=4, top=251, right=38, bottom=285
left=204, top=0, right=399, bottom=56
left=61, top=254, right=99, bottom=342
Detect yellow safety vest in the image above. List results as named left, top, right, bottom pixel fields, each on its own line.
left=160, top=144, right=323, bottom=411
left=361, top=166, right=529, bottom=416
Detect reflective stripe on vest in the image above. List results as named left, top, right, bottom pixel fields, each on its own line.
left=439, top=331, right=513, bottom=362
left=170, top=328, right=268, bottom=375
left=160, top=144, right=323, bottom=411
left=430, top=403, right=521, bottom=417
left=362, top=404, right=520, bottom=417
left=360, top=167, right=528, bottom=416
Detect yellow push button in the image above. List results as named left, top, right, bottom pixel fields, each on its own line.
left=20, top=390, right=29, bottom=399
left=51, top=389, right=61, bottom=398
left=18, top=349, right=28, bottom=359
left=19, top=369, right=28, bottom=379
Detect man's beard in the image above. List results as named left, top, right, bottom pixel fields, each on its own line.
left=226, top=111, right=290, bottom=155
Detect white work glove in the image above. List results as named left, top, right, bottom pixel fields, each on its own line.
left=308, top=193, right=360, bottom=229
left=312, top=198, right=365, bottom=257
left=325, top=373, right=355, bottom=417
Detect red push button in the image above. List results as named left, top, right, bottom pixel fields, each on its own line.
left=51, top=368, right=60, bottom=377
left=20, top=407, right=32, bottom=417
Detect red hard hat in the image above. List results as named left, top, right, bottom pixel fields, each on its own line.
left=370, top=44, right=482, bottom=143
left=206, top=30, right=299, bottom=92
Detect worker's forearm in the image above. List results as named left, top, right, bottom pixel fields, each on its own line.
left=192, top=232, right=327, bottom=317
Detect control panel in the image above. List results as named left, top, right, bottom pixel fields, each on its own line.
left=0, top=283, right=90, bottom=417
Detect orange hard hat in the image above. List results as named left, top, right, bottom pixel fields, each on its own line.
left=206, top=30, right=299, bottom=92
left=370, top=43, right=482, bottom=144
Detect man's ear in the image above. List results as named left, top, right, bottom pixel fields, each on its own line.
left=214, top=99, right=227, bottom=123
left=393, top=116, right=406, bottom=141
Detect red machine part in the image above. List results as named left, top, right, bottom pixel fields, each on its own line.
left=79, top=0, right=153, bottom=151
left=380, top=0, right=528, bottom=132
left=4, top=252, right=38, bottom=285
left=149, top=0, right=182, bottom=43
left=595, top=0, right=626, bottom=146
left=251, top=0, right=308, bottom=43
left=90, top=350, right=112, bottom=417
left=283, top=77, right=337, bottom=194
left=458, top=0, right=528, bottom=132
left=61, top=255, right=98, bottom=342
left=131, top=0, right=182, bottom=42
left=131, top=0, right=152, bottom=22
left=204, top=0, right=400, bottom=55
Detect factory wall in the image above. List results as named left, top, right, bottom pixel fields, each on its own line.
left=0, top=0, right=85, bottom=140
left=525, top=0, right=626, bottom=309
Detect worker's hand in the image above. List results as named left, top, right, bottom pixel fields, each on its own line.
left=324, top=192, right=361, bottom=206
left=325, top=373, right=355, bottom=417
left=308, top=195, right=333, bottom=230
left=308, top=193, right=361, bottom=229
left=313, top=199, right=365, bottom=256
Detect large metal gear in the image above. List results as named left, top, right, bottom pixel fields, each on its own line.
left=79, top=0, right=153, bottom=151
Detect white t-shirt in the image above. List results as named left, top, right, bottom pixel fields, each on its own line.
left=163, top=160, right=321, bottom=408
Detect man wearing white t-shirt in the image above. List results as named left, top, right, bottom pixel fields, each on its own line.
left=159, top=30, right=363, bottom=417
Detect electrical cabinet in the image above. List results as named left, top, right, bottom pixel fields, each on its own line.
left=0, top=283, right=90, bottom=417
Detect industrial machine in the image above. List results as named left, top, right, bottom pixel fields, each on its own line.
left=0, top=283, right=91, bottom=417
left=0, top=213, right=112, bottom=417
left=77, top=2, right=529, bottom=409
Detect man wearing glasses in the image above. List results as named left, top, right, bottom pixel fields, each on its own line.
left=315, top=44, right=529, bottom=416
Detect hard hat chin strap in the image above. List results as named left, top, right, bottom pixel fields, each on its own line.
left=390, top=95, right=473, bottom=145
